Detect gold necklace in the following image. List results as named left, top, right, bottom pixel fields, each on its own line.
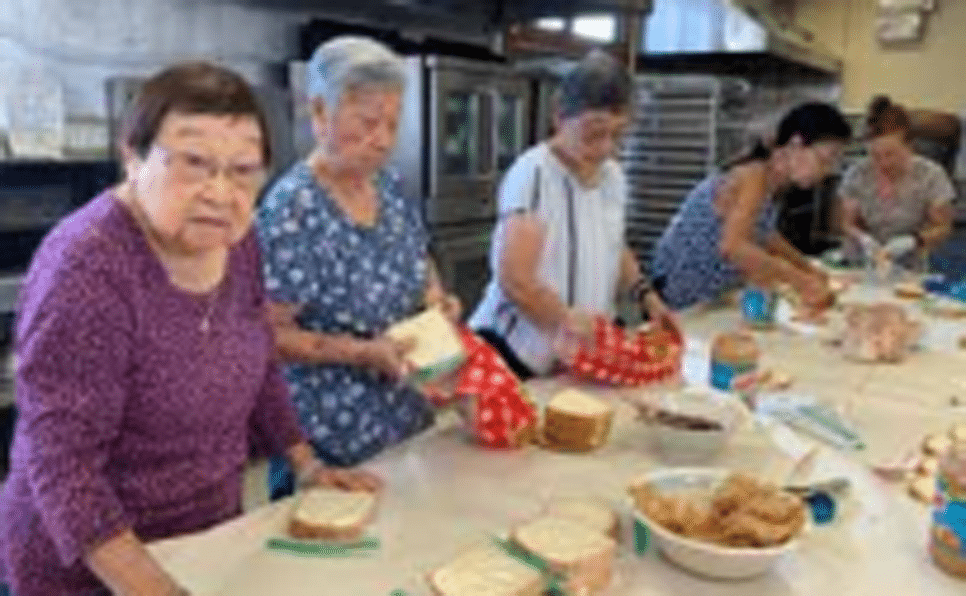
left=199, top=293, right=217, bottom=333
left=198, top=276, right=227, bottom=334
left=116, top=184, right=228, bottom=333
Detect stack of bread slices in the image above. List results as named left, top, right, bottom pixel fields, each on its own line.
left=429, top=498, right=618, bottom=596
left=541, top=389, right=614, bottom=452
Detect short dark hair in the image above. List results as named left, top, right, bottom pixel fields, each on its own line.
left=122, top=62, right=271, bottom=164
left=774, top=102, right=853, bottom=147
left=865, top=95, right=910, bottom=141
left=733, top=102, right=852, bottom=165
left=558, top=50, right=633, bottom=119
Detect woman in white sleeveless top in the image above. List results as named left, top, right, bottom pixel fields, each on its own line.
left=470, top=51, right=677, bottom=378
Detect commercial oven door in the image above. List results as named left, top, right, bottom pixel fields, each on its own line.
left=430, top=221, right=494, bottom=319
left=493, top=77, right=533, bottom=176
left=429, top=67, right=497, bottom=225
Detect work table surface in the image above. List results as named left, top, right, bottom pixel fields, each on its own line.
left=151, top=290, right=966, bottom=595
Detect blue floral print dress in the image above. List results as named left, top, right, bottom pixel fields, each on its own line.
left=256, top=162, right=434, bottom=469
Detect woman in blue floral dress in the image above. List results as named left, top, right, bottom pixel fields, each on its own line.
left=257, top=37, right=463, bottom=499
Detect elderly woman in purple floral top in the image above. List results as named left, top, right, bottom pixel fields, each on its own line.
left=0, top=63, right=380, bottom=596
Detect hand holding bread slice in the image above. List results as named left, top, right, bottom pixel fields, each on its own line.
left=386, top=307, right=467, bottom=383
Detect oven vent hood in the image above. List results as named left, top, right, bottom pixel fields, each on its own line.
left=639, top=0, right=841, bottom=76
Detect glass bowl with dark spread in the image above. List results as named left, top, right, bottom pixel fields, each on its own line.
left=648, top=389, right=739, bottom=463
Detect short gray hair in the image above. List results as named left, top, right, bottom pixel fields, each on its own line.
left=558, top=50, right=633, bottom=119
left=306, top=36, right=406, bottom=110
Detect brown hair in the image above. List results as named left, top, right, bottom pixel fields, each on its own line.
left=866, top=95, right=910, bottom=141
left=121, top=62, right=271, bottom=164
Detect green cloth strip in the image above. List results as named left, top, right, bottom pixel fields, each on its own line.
left=265, top=536, right=380, bottom=557
left=633, top=517, right=651, bottom=555
left=410, top=354, right=467, bottom=384
left=489, top=536, right=569, bottom=596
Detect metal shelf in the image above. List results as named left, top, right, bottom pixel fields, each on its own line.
left=621, top=74, right=752, bottom=265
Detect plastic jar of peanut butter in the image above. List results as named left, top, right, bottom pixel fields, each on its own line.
left=709, top=331, right=760, bottom=391
left=741, top=286, right=778, bottom=329
left=931, top=441, right=966, bottom=580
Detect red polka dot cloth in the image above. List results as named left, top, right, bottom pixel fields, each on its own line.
left=434, top=327, right=538, bottom=449
left=568, top=317, right=684, bottom=387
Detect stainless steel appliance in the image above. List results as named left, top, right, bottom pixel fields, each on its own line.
left=642, top=0, right=841, bottom=75
left=394, top=56, right=532, bottom=313
left=392, top=55, right=532, bottom=227
left=429, top=221, right=495, bottom=321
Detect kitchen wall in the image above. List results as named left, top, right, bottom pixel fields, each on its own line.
left=0, top=0, right=493, bottom=128
left=795, top=0, right=966, bottom=192
left=0, top=0, right=318, bottom=127
left=796, top=0, right=966, bottom=114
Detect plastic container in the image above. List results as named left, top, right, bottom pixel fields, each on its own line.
left=930, top=442, right=966, bottom=580
left=741, top=286, right=777, bottom=329
left=709, top=332, right=759, bottom=391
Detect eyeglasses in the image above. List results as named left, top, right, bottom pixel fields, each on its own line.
left=159, top=148, right=267, bottom=190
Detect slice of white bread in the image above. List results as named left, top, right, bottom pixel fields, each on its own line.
left=386, top=308, right=466, bottom=381
left=542, top=389, right=614, bottom=451
left=949, top=422, right=966, bottom=443
left=429, top=542, right=545, bottom=596
left=894, top=282, right=925, bottom=299
left=543, top=498, right=619, bottom=539
left=288, top=488, right=377, bottom=542
left=510, top=516, right=617, bottom=596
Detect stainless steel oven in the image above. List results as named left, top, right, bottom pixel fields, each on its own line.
left=391, top=55, right=533, bottom=227
left=430, top=221, right=494, bottom=320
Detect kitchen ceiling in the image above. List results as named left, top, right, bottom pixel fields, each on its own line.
left=225, top=0, right=653, bottom=34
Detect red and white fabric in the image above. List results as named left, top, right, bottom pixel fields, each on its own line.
left=426, top=326, right=538, bottom=449
left=567, top=317, right=683, bottom=387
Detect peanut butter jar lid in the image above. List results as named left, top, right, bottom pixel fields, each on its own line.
left=711, top=331, right=760, bottom=363
left=939, top=441, right=966, bottom=488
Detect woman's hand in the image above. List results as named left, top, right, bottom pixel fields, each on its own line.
left=359, top=336, right=416, bottom=379
left=882, top=234, right=917, bottom=259
left=642, top=290, right=682, bottom=338
left=297, top=460, right=383, bottom=493
left=552, top=309, right=597, bottom=363
left=83, top=529, right=193, bottom=596
left=798, top=273, right=835, bottom=312
left=851, top=230, right=881, bottom=259
left=428, top=293, right=462, bottom=324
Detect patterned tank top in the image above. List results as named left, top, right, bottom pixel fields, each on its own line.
left=651, top=171, right=778, bottom=310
